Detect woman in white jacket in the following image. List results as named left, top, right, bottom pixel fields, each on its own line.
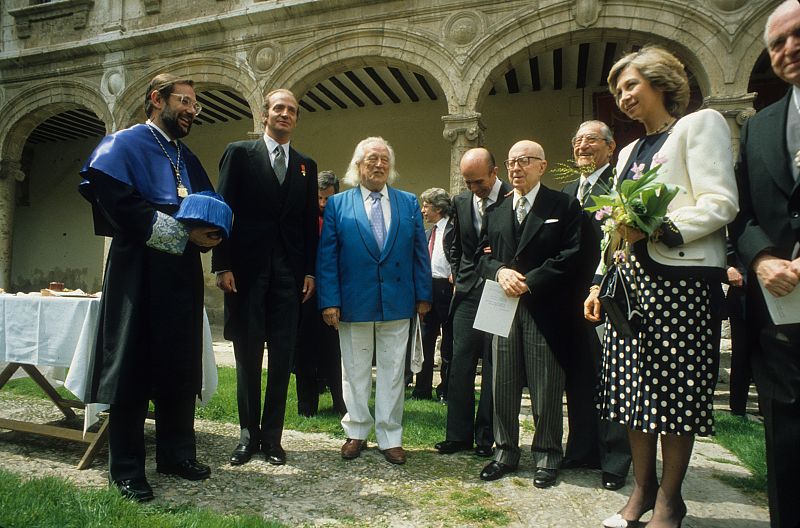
left=584, top=46, right=738, bottom=528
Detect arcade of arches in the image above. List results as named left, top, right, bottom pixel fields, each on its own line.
left=0, top=0, right=785, bottom=323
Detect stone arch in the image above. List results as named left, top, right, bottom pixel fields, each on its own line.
left=113, top=55, right=261, bottom=131
left=0, top=78, right=111, bottom=164
left=729, top=1, right=782, bottom=97
left=267, top=28, right=460, bottom=114
left=462, top=3, right=735, bottom=112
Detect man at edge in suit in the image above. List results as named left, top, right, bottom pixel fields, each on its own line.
left=317, top=136, right=432, bottom=465
left=731, top=2, right=800, bottom=526
left=212, top=89, right=319, bottom=467
left=478, top=140, right=581, bottom=487
left=560, top=120, right=631, bottom=491
left=435, top=147, right=509, bottom=458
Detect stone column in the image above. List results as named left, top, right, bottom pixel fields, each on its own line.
left=703, top=93, right=757, bottom=159
left=442, top=112, right=485, bottom=194
left=0, top=160, right=25, bottom=291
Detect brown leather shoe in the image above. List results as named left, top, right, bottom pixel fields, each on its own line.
left=341, top=439, right=367, bottom=460
left=380, top=446, right=406, bottom=465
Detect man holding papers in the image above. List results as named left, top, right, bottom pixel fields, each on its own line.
left=731, top=2, right=800, bottom=525
left=477, top=140, right=581, bottom=487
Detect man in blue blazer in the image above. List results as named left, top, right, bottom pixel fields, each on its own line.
left=317, top=136, right=432, bottom=465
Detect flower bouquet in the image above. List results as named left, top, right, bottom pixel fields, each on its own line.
left=585, top=156, right=681, bottom=337
left=586, top=156, right=681, bottom=270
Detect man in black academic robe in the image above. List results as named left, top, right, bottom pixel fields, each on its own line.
left=80, top=74, right=221, bottom=502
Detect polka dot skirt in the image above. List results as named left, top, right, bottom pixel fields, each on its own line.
left=598, top=254, right=720, bottom=437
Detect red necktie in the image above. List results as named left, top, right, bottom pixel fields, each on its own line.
left=428, top=224, right=437, bottom=258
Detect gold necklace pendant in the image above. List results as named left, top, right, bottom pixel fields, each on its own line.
left=177, top=184, right=188, bottom=198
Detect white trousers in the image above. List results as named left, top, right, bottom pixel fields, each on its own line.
left=338, top=319, right=409, bottom=449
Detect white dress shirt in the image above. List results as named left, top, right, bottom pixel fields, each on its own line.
left=430, top=216, right=452, bottom=279
left=264, top=134, right=290, bottom=166
left=512, top=183, right=541, bottom=218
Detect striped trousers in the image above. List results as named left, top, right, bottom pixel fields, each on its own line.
left=492, top=307, right=565, bottom=469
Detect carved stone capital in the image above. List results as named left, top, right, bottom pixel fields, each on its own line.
left=441, top=113, right=485, bottom=144
left=0, top=160, right=25, bottom=182
left=703, top=93, right=757, bottom=126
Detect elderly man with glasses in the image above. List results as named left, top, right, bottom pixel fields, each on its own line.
left=559, top=121, right=632, bottom=492
left=317, top=137, right=432, bottom=465
left=476, top=140, right=582, bottom=487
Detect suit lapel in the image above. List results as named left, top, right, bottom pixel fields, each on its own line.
left=352, top=187, right=382, bottom=260
left=251, top=140, right=279, bottom=202
left=761, top=93, right=795, bottom=198
left=516, top=187, right=554, bottom=256
left=382, top=187, right=401, bottom=260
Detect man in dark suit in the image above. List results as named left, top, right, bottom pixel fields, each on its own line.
left=478, top=140, right=581, bottom=487
left=435, top=147, right=509, bottom=457
left=560, top=120, right=631, bottom=491
left=212, top=89, right=318, bottom=467
left=411, top=187, right=455, bottom=401
left=731, top=3, right=800, bottom=526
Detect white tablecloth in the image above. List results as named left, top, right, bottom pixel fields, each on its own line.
left=0, top=294, right=217, bottom=432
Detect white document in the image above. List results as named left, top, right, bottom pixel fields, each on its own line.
left=473, top=280, right=520, bottom=337
left=758, top=278, right=800, bottom=325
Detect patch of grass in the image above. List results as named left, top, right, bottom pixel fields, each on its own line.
left=0, top=468, right=282, bottom=528
left=712, top=412, right=767, bottom=499
left=449, top=488, right=510, bottom=526
left=3, top=367, right=451, bottom=450
left=194, top=367, right=449, bottom=448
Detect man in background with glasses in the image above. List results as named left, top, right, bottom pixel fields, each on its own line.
left=213, top=89, right=319, bottom=468
left=560, top=121, right=631, bottom=491
left=476, top=140, right=581, bottom=487
left=79, top=73, right=221, bottom=501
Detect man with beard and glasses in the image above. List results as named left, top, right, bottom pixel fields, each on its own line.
left=79, top=73, right=221, bottom=502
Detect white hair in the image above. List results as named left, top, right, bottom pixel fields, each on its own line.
left=343, top=136, right=398, bottom=187
left=765, top=0, right=798, bottom=47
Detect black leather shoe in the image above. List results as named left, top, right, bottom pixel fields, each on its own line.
left=479, top=461, right=516, bottom=481
left=229, top=443, right=258, bottom=466
left=533, top=467, right=558, bottom=488
left=435, top=440, right=472, bottom=454
left=474, top=445, right=494, bottom=457
left=602, top=471, right=626, bottom=491
left=263, top=444, right=286, bottom=465
left=113, top=478, right=153, bottom=502
left=157, top=459, right=211, bottom=481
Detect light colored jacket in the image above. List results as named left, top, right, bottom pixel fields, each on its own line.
left=615, top=108, right=739, bottom=270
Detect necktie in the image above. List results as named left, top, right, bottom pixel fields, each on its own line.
left=273, top=146, right=287, bottom=185
left=578, top=179, right=592, bottom=206
left=428, top=224, right=437, bottom=258
left=369, top=191, right=386, bottom=249
left=479, top=198, right=487, bottom=218
left=516, top=196, right=529, bottom=225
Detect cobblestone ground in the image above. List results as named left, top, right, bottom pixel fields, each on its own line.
left=0, top=334, right=769, bottom=527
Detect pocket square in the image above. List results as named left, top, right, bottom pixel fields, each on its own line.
left=544, top=218, right=559, bottom=224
